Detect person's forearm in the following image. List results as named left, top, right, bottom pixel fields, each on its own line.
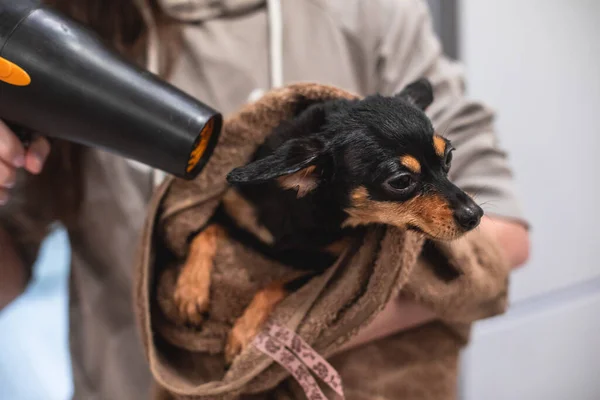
left=333, top=297, right=436, bottom=355
left=0, top=227, right=28, bottom=311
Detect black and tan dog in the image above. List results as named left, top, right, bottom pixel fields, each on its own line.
left=172, top=79, right=484, bottom=364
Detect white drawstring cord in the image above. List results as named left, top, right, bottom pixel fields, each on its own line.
left=266, top=0, right=283, bottom=89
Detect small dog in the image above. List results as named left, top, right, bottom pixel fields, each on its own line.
left=172, top=78, right=483, bottom=364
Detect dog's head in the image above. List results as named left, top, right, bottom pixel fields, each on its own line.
left=227, top=79, right=483, bottom=241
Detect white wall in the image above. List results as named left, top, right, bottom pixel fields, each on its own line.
left=458, top=1, right=600, bottom=398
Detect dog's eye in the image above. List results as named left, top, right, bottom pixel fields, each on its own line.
left=384, top=173, right=416, bottom=193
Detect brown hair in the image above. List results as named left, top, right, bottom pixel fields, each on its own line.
left=14, top=0, right=180, bottom=243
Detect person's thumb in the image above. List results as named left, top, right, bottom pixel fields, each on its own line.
left=25, top=136, right=51, bottom=175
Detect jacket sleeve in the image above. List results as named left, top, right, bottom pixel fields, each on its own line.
left=0, top=197, right=48, bottom=284
left=372, top=0, right=528, bottom=227
left=0, top=166, right=64, bottom=283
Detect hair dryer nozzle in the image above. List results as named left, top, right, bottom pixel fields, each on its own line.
left=184, top=114, right=222, bottom=179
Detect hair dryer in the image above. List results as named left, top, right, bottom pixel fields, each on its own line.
left=0, top=0, right=222, bottom=180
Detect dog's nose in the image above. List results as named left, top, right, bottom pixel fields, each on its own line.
left=453, top=204, right=483, bottom=231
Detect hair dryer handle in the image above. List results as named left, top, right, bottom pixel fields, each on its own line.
left=4, top=121, right=33, bottom=148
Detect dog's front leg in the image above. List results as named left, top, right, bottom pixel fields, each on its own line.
left=224, top=273, right=314, bottom=365
left=173, top=224, right=223, bottom=326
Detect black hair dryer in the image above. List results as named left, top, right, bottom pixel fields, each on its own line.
left=0, top=0, right=222, bottom=180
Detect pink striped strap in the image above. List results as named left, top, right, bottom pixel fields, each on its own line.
left=252, top=323, right=345, bottom=399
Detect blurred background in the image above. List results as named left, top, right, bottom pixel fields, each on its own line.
left=1, top=0, right=599, bottom=399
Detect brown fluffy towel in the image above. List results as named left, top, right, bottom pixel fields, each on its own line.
left=133, top=83, right=511, bottom=400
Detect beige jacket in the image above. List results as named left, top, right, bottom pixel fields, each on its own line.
left=3, top=1, right=526, bottom=399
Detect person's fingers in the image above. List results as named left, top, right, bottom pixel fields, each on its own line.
left=0, top=120, right=25, bottom=168
left=25, top=136, right=51, bottom=175
left=0, top=187, right=9, bottom=206
left=0, top=160, right=16, bottom=190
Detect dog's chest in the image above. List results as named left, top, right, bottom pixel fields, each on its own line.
left=222, top=183, right=349, bottom=242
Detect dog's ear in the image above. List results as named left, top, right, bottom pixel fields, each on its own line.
left=396, top=78, right=434, bottom=111
left=227, top=135, right=326, bottom=196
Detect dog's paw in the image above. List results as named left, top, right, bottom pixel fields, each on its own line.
left=224, top=319, right=256, bottom=366
left=173, top=269, right=210, bottom=326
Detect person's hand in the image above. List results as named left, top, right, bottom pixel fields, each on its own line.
left=0, top=120, right=50, bottom=205
left=478, top=215, right=530, bottom=269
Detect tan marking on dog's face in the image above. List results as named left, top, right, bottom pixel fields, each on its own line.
left=343, top=186, right=465, bottom=240
left=277, top=165, right=318, bottom=198
left=400, top=155, right=421, bottom=174
left=433, top=135, right=446, bottom=158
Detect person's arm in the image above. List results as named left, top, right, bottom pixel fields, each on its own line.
left=335, top=295, right=437, bottom=354
left=334, top=0, right=530, bottom=353
left=0, top=120, right=51, bottom=312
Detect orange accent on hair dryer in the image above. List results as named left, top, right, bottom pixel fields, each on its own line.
left=187, top=117, right=215, bottom=173
left=0, top=57, right=31, bottom=86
